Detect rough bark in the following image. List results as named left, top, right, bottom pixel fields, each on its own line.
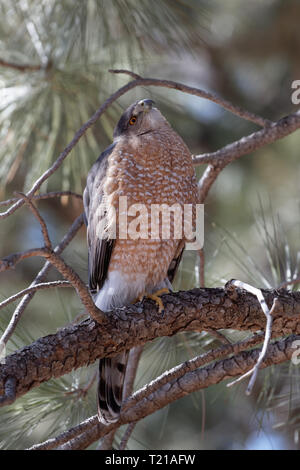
left=1, top=286, right=299, bottom=403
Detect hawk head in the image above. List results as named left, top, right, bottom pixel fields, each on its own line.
left=113, top=99, right=167, bottom=139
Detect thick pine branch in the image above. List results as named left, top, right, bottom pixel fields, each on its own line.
left=1, top=286, right=299, bottom=405
left=30, top=334, right=297, bottom=450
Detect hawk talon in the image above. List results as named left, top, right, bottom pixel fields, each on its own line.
left=137, top=288, right=170, bottom=314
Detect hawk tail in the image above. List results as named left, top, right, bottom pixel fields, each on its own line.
left=97, top=350, right=129, bottom=424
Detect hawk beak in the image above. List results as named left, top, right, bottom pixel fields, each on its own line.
left=139, top=99, right=155, bottom=112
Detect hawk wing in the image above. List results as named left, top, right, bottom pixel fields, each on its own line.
left=83, top=143, right=116, bottom=293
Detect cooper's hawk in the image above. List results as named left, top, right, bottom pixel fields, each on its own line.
left=83, top=99, right=198, bottom=424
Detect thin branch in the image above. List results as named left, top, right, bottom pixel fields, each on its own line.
left=0, top=58, right=42, bottom=72
left=0, top=213, right=84, bottom=346
left=118, top=345, right=144, bottom=450
left=198, top=164, right=223, bottom=203
left=32, top=334, right=297, bottom=450
left=125, top=332, right=267, bottom=408
left=196, top=111, right=300, bottom=203
left=29, top=416, right=97, bottom=450
left=110, top=69, right=142, bottom=80
left=65, top=370, right=97, bottom=399
left=0, top=248, right=47, bottom=273
left=110, top=69, right=272, bottom=127
left=123, top=346, right=144, bottom=399
left=2, top=194, right=102, bottom=323
left=0, top=281, right=71, bottom=311
left=13, top=194, right=96, bottom=318
left=193, top=111, right=300, bottom=167
left=278, top=278, right=300, bottom=289
left=197, top=248, right=205, bottom=287
left=119, top=422, right=136, bottom=450
left=96, top=432, right=116, bottom=450
left=0, top=69, right=274, bottom=221
left=44, top=251, right=103, bottom=323
left=30, top=333, right=265, bottom=450
left=0, top=191, right=82, bottom=207
left=1, top=70, right=298, bottom=224
left=225, top=280, right=274, bottom=394
left=16, top=192, right=52, bottom=249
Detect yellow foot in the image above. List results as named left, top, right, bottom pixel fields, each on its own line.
left=138, top=288, right=170, bottom=313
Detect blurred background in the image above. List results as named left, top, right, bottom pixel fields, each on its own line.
left=0, top=0, right=300, bottom=450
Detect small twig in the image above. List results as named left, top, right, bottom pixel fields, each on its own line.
left=0, top=214, right=84, bottom=346
left=193, top=112, right=300, bottom=167
left=117, top=346, right=144, bottom=450
left=0, top=69, right=276, bottom=222
left=44, top=251, right=103, bottom=323
left=196, top=112, right=300, bottom=203
left=109, top=69, right=142, bottom=80
left=16, top=192, right=52, bottom=249
left=65, top=370, right=97, bottom=399
left=0, top=281, right=71, bottom=311
left=225, top=279, right=274, bottom=394
left=110, top=69, right=272, bottom=128
left=278, top=278, right=300, bottom=290
left=0, top=58, right=42, bottom=72
left=0, top=377, right=16, bottom=406
left=29, top=416, right=98, bottom=451
left=0, top=248, right=47, bottom=273
left=3, top=193, right=102, bottom=323
left=119, top=422, right=137, bottom=450
left=0, top=74, right=146, bottom=221
left=0, top=191, right=82, bottom=207
left=198, top=164, right=224, bottom=203
left=123, top=346, right=144, bottom=399
left=96, top=433, right=116, bottom=450
left=198, top=248, right=205, bottom=287
left=204, top=328, right=231, bottom=345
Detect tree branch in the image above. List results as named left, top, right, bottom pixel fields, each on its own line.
left=225, top=280, right=276, bottom=393
left=0, top=191, right=82, bottom=208
left=16, top=192, right=52, bottom=249
left=0, top=58, right=42, bottom=72
left=1, top=194, right=103, bottom=323
left=31, top=334, right=298, bottom=450
left=0, top=213, right=84, bottom=346
left=0, top=248, right=47, bottom=273
left=1, top=286, right=300, bottom=407
left=0, top=69, right=272, bottom=221
left=0, top=281, right=71, bottom=311
left=110, top=69, right=272, bottom=127
left=28, top=332, right=265, bottom=450
left=193, top=111, right=300, bottom=166
left=196, top=111, right=300, bottom=202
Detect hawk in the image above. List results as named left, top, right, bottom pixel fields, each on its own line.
left=83, top=99, right=199, bottom=424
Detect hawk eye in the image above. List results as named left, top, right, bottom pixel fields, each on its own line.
left=129, top=116, right=137, bottom=125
